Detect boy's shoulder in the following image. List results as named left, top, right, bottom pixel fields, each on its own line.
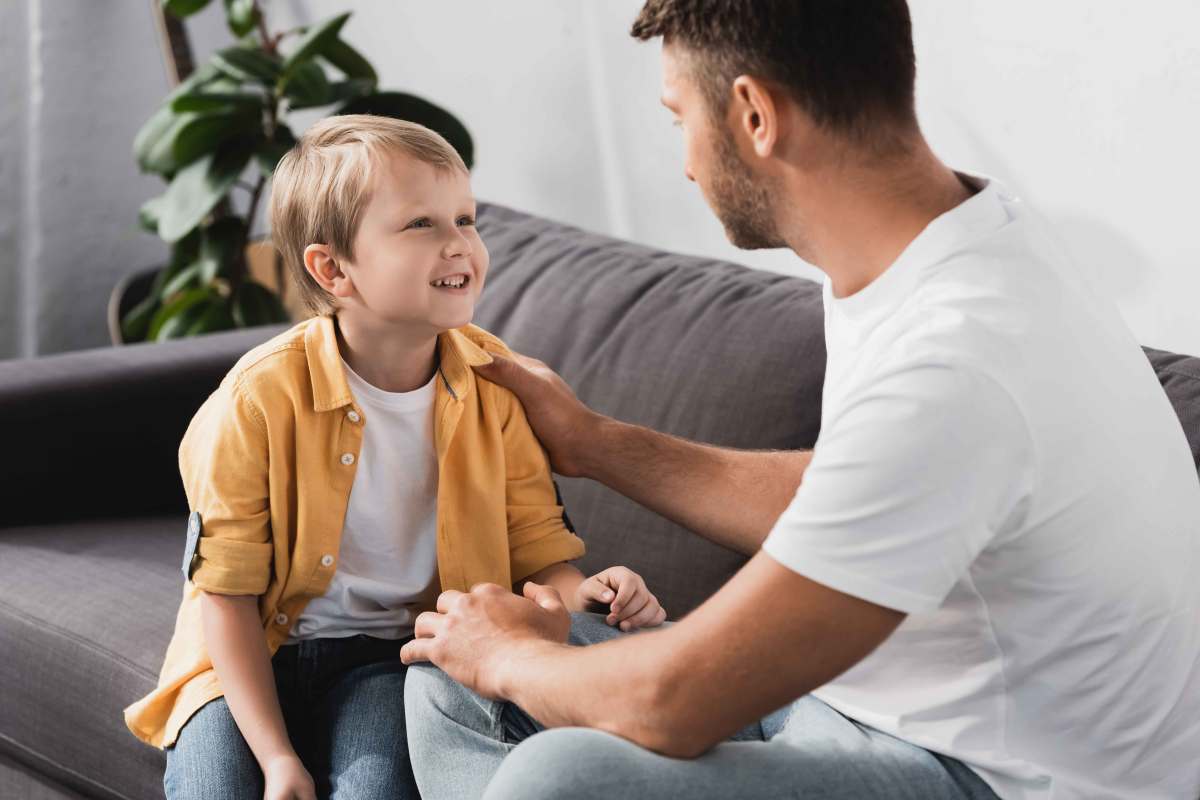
left=456, top=323, right=513, bottom=359
left=221, top=318, right=314, bottom=398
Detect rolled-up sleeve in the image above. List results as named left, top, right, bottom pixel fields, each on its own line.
left=179, top=375, right=273, bottom=596
left=497, top=387, right=586, bottom=582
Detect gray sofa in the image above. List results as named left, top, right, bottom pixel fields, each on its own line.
left=2, top=202, right=1197, bottom=800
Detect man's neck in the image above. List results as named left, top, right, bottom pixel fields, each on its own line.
left=780, top=145, right=975, bottom=299
left=334, top=313, right=439, bottom=394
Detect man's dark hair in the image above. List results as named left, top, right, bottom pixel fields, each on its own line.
left=631, top=0, right=917, bottom=147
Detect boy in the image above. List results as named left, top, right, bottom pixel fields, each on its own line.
left=124, top=115, right=666, bottom=800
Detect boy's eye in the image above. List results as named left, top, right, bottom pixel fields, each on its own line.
left=406, top=218, right=433, bottom=230
left=457, top=216, right=476, bottom=227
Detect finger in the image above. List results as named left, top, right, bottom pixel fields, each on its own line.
left=400, top=637, right=434, bottom=665
left=413, top=610, right=444, bottom=639
left=609, top=572, right=642, bottom=615
left=522, top=581, right=566, bottom=612
left=614, top=591, right=651, bottom=626
left=576, top=576, right=616, bottom=605
left=650, top=606, right=668, bottom=627
left=436, top=589, right=465, bottom=614
left=620, top=597, right=663, bottom=631
left=472, top=353, right=536, bottom=388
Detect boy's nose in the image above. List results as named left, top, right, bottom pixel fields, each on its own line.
left=443, top=230, right=473, bottom=259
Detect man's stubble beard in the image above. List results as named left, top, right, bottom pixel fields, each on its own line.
left=707, top=131, right=789, bottom=251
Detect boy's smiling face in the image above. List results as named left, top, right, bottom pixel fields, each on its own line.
left=331, top=150, right=488, bottom=335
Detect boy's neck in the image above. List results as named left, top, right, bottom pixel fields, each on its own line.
left=333, top=313, right=439, bottom=394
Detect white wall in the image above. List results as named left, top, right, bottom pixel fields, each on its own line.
left=4, top=1, right=1197, bottom=357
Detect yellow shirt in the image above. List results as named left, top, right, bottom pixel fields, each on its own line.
left=123, top=315, right=585, bottom=748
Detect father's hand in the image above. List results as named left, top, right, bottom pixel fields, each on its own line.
left=473, top=353, right=602, bottom=478
left=400, top=582, right=572, bottom=699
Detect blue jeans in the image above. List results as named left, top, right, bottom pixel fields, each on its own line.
left=404, top=613, right=1000, bottom=800
left=164, top=634, right=417, bottom=800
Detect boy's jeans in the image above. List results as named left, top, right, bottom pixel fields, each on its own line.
left=405, top=612, right=1000, bottom=800
left=164, top=634, right=417, bottom=800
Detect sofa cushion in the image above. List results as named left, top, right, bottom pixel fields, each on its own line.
left=0, top=517, right=180, bottom=800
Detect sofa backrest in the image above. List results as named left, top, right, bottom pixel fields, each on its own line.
left=473, top=203, right=1200, bottom=617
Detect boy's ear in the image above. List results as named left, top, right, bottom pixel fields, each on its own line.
left=303, top=243, right=354, bottom=299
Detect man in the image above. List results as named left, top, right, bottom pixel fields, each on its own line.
left=400, top=2, right=1200, bottom=798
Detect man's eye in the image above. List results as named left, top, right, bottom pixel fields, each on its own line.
left=672, top=119, right=683, bottom=129
left=457, top=216, right=476, bottom=227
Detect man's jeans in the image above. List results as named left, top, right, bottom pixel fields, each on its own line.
left=404, top=612, right=1000, bottom=800
left=164, top=634, right=418, bottom=800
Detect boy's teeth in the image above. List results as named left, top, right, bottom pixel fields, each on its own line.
left=432, top=276, right=467, bottom=288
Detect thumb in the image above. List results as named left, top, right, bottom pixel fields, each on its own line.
left=576, top=575, right=616, bottom=604
left=522, top=581, right=565, bottom=612
left=472, top=353, right=520, bottom=387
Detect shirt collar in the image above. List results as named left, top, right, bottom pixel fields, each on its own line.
left=304, top=315, right=494, bottom=412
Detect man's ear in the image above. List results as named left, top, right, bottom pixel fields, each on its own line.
left=303, top=243, right=354, bottom=299
left=730, top=75, right=780, bottom=159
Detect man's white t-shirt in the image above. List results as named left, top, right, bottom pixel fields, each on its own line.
left=288, top=362, right=440, bottom=642
left=761, top=175, right=1200, bottom=799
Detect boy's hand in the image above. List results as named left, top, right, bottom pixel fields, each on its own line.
left=263, top=754, right=316, bottom=800
left=575, top=566, right=667, bottom=631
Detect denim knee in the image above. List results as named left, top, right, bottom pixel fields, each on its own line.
left=163, top=698, right=261, bottom=800
left=482, top=727, right=619, bottom=800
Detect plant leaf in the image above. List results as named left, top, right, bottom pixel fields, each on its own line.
left=212, top=45, right=282, bottom=85
left=161, top=261, right=204, bottom=298
left=133, top=63, right=224, bottom=169
left=148, top=287, right=212, bottom=341
left=321, top=38, right=376, bottom=83
left=163, top=0, right=214, bottom=18
left=254, top=125, right=297, bottom=177
left=283, top=12, right=350, bottom=77
left=337, top=92, right=474, bottom=168
left=198, top=217, right=247, bottom=282
left=223, top=0, right=258, bottom=38
left=186, top=298, right=236, bottom=336
left=157, top=142, right=254, bottom=243
left=232, top=280, right=289, bottom=327
left=171, top=91, right=264, bottom=114
left=282, top=61, right=331, bottom=109
left=138, top=194, right=166, bottom=234
left=326, top=78, right=375, bottom=105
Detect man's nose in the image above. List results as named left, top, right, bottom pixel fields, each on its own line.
left=684, top=163, right=696, bottom=183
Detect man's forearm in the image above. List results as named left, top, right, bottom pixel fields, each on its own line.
left=580, top=418, right=812, bottom=554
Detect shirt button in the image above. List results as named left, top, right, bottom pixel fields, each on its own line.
left=340, top=453, right=355, bottom=465
left=274, top=612, right=289, bottom=626
left=347, top=410, right=361, bottom=423
left=320, top=554, right=334, bottom=567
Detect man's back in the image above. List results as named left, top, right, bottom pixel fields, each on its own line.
left=764, top=177, right=1200, bottom=799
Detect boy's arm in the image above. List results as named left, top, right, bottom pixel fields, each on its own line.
left=517, top=562, right=586, bottom=610
left=202, top=593, right=313, bottom=794
left=494, top=384, right=587, bottom=583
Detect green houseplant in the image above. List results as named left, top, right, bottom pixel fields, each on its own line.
left=121, top=0, right=473, bottom=343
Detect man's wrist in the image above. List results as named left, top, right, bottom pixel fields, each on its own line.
left=493, top=637, right=569, bottom=702
left=575, top=413, right=623, bottom=480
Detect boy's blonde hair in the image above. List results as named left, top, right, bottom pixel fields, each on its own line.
left=269, top=114, right=469, bottom=316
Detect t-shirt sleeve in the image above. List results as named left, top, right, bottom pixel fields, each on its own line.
left=761, top=361, right=1033, bottom=614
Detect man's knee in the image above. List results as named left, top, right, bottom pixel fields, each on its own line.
left=482, top=727, right=628, bottom=800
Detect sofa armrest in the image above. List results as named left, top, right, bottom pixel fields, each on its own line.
left=0, top=326, right=286, bottom=529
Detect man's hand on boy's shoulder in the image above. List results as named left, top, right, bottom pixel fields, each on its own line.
left=576, top=565, right=667, bottom=631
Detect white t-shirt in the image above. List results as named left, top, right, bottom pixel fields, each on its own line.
left=762, top=175, right=1200, bottom=800
left=288, top=362, right=440, bottom=642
